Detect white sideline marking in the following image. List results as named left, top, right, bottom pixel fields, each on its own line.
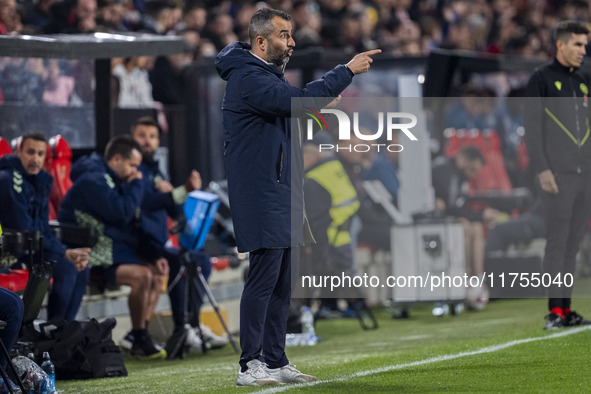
left=258, top=326, right=591, bottom=393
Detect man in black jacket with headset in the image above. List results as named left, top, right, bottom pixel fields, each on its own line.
left=525, top=20, right=591, bottom=329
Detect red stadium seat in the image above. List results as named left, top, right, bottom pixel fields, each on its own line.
left=444, top=128, right=513, bottom=193
left=0, top=137, right=12, bottom=157
left=0, top=269, right=29, bottom=293
left=47, top=135, right=73, bottom=219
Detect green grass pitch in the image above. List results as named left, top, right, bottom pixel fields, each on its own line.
left=58, top=293, right=591, bottom=393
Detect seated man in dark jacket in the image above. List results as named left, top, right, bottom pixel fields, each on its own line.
left=127, top=116, right=225, bottom=352
left=59, top=135, right=166, bottom=360
left=0, top=133, right=90, bottom=321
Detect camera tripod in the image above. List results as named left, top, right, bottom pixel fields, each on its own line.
left=165, top=249, right=239, bottom=359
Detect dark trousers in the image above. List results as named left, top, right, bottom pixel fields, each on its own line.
left=0, top=287, right=24, bottom=371
left=541, top=172, right=591, bottom=311
left=239, top=248, right=294, bottom=371
left=163, top=247, right=211, bottom=329
left=485, top=213, right=545, bottom=255
left=47, top=258, right=90, bottom=321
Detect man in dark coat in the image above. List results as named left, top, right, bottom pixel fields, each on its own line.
left=216, top=7, right=380, bottom=386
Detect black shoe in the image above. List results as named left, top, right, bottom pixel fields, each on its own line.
left=544, top=313, right=564, bottom=330
left=131, top=331, right=167, bottom=360
left=563, top=310, right=591, bottom=327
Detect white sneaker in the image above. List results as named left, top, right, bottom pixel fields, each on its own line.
left=266, top=364, right=319, bottom=384
left=185, top=324, right=206, bottom=352
left=236, top=360, right=280, bottom=386
left=200, top=324, right=229, bottom=348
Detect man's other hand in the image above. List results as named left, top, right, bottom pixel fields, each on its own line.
left=65, top=248, right=91, bottom=272
left=185, top=170, right=202, bottom=192
left=129, top=170, right=143, bottom=182
left=346, top=49, right=382, bottom=75
left=539, top=169, right=559, bottom=194
left=155, top=180, right=174, bottom=193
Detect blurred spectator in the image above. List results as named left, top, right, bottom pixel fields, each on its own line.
left=0, top=0, right=22, bottom=34
left=292, top=0, right=322, bottom=48
left=149, top=39, right=193, bottom=105
left=43, top=59, right=75, bottom=106
left=174, top=1, right=206, bottom=34
left=194, top=38, right=216, bottom=60
left=203, top=10, right=237, bottom=51
left=24, top=0, right=60, bottom=30
left=318, top=0, right=345, bottom=47
left=446, top=85, right=498, bottom=130
left=302, top=132, right=361, bottom=317
left=96, top=0, right=127, bottom=32
left=0, top=58, right=45, bottom=104
left=337, top=133, right=393, bottom=251
left=71, top=59, right=95, bottom=104
left=363, top=135, right=400, bottom=206
left=334, top=10, right=377, bottom=53
left=432, top=146, right=500, bottom=308
left=112, top=56, right=155, bottom=108
left=233, top=4, right=257, bottom=43
left=43, top=0, right=97, bottom=33
left=134, top=0, right=176, bottom=34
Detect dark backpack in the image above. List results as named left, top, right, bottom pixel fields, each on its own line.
left=21, top=317, right=127, bottom=380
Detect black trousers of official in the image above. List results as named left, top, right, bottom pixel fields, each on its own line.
left=239, top=248, right=298, bottom=371
left=540, top=172, right=591, bottom=311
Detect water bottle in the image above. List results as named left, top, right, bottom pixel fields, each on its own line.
left=40, top=352, right=57, bottom=394
left=300, top=307, right=315, bottom=335
left=300, top=307, right=318, bottom=345
left=285, top=333, right=298, bottom=347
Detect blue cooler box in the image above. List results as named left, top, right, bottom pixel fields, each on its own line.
left=179, top=190, right=220, bottom=251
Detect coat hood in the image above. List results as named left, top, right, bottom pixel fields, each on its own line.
left=215, top=41, right=284, bottom=81
left=0, top=154, right=20, bottom=172
left=70, top=152, right=106, bottom=182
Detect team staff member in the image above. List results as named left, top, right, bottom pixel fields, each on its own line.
left=59, top=135, right=166, bottom=359
left=525, top=20, right=591, bottom=330
left=129, top=116, right=226, bottom=352
left=0, top=133, right=90, bottom=321
left=216, top=7, right=380, bottom=386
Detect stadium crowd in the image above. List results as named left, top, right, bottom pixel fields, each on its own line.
left=0, top=0, right=589, bottom=58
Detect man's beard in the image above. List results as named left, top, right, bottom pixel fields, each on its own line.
left=142, top=149, right=155, bottom=162
left=267, top=45, right=292, bottom=68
